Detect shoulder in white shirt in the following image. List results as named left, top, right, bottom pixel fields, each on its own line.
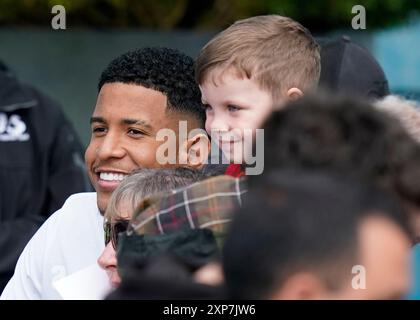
left=0, top=192, right=104, bottom=300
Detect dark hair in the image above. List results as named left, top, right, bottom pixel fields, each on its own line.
left=98, top=47, right=205, bottom=125
left=223, top=169, right=410, bottom=299
left=317, top=36, right=390, bottom=100
left=262, top=93, right=420, bottom=208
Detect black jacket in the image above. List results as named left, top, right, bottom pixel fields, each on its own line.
left=0, top=65, right=91, bottom=291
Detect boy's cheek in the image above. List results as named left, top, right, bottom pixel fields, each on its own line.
left=220, top=137, right=252, bottom=158
left=205, top=117, right=227, bottom=135
left=249, top=109, right=273, bottom=130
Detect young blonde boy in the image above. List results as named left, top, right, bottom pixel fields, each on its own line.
left=196, top=15, right=321, bottom=169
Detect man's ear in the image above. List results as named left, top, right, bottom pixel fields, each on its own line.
left=269, top=272, right=327, bottom=300
left=182, top=132, right=210, bottom=169
left=286, top=87, right=303, bottom=100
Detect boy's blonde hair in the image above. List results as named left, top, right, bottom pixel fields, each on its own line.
left=374, top=95, right=420, bottom=143
left=195, top=15, right=321, bottom=102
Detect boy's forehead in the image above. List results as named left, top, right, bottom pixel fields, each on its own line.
left=201, top=65, right=250, bottom=88
left=200, top=67, right=272, bottom=101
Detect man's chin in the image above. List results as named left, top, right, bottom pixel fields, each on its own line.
left=97, top=195, right=110, bottom=216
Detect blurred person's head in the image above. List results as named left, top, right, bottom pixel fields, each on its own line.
left=195, top=15, right=320, bottom=164
left=85, top=47, right=209, bottom=213
left=223, top=170, right=412, bottom=300
left=374, top=95, right=420, bottom=143
left=373, top=95, right=420, bottom=240
left=97, top=167, right=204, bottom=288
left=262, top=93, right=420, bottom=243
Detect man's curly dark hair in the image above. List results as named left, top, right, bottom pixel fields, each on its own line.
left=98, top=47, right=205, bottom=125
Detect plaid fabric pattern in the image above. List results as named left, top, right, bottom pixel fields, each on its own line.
left=127, top=175, right=247, bottom=240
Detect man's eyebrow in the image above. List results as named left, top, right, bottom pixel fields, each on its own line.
left=121, top=118, right=152, bottom=130
left=90, top=117, right=106, bottom=124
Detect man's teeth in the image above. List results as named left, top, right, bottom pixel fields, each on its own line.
left=99, top=172, right=126, bottom=182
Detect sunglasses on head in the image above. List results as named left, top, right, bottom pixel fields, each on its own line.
left=104, top=219, right=130, bottom=250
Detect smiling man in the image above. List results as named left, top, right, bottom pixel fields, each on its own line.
left=1, top=47, right=208, bottom=299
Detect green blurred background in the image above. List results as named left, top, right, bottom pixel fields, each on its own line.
left=1, top=0, right=419, bottom=31
left=1, top=0, right=419, bottom=145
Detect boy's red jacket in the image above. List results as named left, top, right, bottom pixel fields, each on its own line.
left=225, top=164, right=245, bottom=177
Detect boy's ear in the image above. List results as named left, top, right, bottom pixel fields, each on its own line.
left=286, top=87, right=303, bottom=100
left=182, top=133, right=210, bottom=169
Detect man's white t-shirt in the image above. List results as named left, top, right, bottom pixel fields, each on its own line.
left=0, top=192, right=105, bottom=299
